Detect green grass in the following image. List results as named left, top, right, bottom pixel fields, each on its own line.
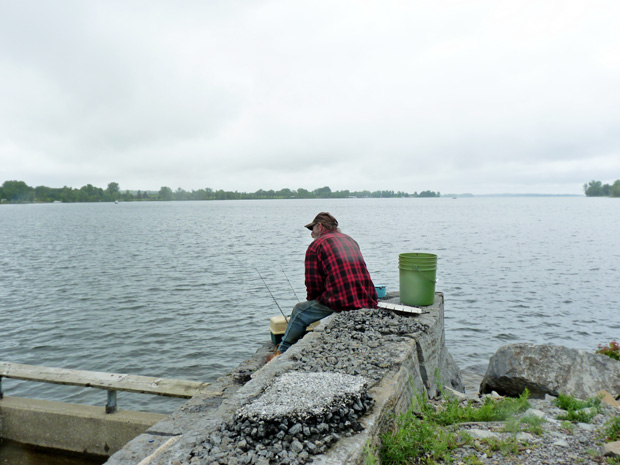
left=477, top=436, right=521, bottom=456
left=417, top=390, right=531, bottom=426
left=554, top=393, right=602, bottom=423
left=502, top=414, right=546, bottom=436
left=363, top=442, right=380, bottom=465
left=601, top=415, right=620, bottom=442
left=559, top=420, right=576, bottom=434
left=557, top=409, right=598, bottom=423
left=462, top=455, right=484, bottom=465
left=554, top=393, right=601, bottom=411
left=378, top=390, right=532, bottom=464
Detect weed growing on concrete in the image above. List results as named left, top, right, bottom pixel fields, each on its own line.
left=362, top=442, right=380, bottom=465
left=554, top=393, right=602, bottom=423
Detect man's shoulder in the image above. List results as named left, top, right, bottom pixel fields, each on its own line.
left=311, top=231, right=356, bottom=249
left=324, top=230, right=351, bottom=239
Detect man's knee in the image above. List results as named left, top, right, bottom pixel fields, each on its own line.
left=291, top=301, right=309, bottom=318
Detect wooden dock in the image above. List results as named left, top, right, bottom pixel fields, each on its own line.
left=0, top=361, right=214, bottom=398
left=0, top=361, right=222, bottom=457
left=0, top=361, right=221, bottom=413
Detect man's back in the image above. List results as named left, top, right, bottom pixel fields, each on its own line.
left=305, top=230, right=378, bottom=311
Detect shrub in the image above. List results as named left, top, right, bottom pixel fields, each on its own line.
left=554, top=393, right=602, bottom=423
left=379, top=390, right=532, bottom=464
left=596, top=340, right=620, bottom=361
left=602, top=415, right=620, bottom=442
left=421, top=390, right=530, bottom=426
left=503, top=414, right=546, bottom=436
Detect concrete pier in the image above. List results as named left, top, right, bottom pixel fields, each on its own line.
left=0, top=362, right=218, bottom=458
left=105, top=292, right=462, bottom=465
left=0, top=396, right=165, bottom=457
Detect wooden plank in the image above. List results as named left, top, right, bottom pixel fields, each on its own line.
left=377, top=301, right=423, bottom=315
left=0, top=362, right=215, bottom=398
left=137, top=435, right=183, bottom=465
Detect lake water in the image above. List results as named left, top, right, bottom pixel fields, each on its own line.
left=1, top=197, right=619, bottom=414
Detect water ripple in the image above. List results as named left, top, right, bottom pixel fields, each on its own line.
left=1, top=198, right=618, bottom=409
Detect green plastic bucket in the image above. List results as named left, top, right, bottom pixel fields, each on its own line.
left=399, top=260, right=437, bottom=268
left=398, top=264, right=436, bottom=271
left=399, top=254, right=437, bottom=306
left=399, top=253, right=437, bottom=267
left=399, top=252, right=437, bottom=262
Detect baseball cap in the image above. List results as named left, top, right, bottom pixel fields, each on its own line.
left=304, top=212, right=338, bottom=230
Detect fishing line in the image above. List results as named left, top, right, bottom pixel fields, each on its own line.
left=280, top=263, right=300, bottom=303
left=255, top=268, right=288, bottom=322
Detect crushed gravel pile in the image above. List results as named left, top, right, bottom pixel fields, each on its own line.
left=291, top=308, right=429, bottom=384
left=236, top=372, right=369, bottom=421
left=180, top=308, right=426, bottom=465
left=185, top=372, right=373, bottom=465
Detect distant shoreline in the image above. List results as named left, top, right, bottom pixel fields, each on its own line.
left=453, top=193, right=583, bottom=198
left=0, top=194, right=590, bottom=205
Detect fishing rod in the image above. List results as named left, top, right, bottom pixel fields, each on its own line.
left=280, top=263, right=300, bottom=303
left=256, top=268, right=289, bottom=322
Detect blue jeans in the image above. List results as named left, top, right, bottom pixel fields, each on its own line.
left=278, top=300, right=333, bottom=353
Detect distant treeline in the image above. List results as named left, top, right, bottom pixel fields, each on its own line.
left=584, top=180, right=620, bottom=197
left=0, top=180, right=441, bottom=203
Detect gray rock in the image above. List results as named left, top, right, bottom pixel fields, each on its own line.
left=516, top=432, right=535, bottom=442
left=602, top=441, right=620, bottom=457
left=317, top=422, right=329, bottom=433
left=288, top=423, right=302, bottom=436
left=467, top=429, right=499, bottom=440
left=523, top=408, right=546, bottom=419
left=577, top=422, right=595, bottom=432
left=442, top=385, right=468, bottom=402
left=439, top=347, right=465, bottom=392
left=480, top=343, right=620, bottom=399
left=290, top=439, right=304, bottom=454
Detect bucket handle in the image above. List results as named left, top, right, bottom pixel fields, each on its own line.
left=414, top=264, right=437, bottom=283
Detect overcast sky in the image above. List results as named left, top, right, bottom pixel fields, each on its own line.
left=1, top=1, right=619, bottom=195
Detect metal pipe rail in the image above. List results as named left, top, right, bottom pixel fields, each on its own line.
left=0, top=361, right=219, bottom=413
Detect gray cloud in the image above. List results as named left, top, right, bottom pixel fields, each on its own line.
left=2, top=0, right=619, bottom=194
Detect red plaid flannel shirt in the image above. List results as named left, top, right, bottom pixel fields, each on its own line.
left=305, top=230, right=378, bottom=311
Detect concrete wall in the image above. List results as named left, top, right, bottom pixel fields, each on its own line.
left=0, top=396, right=166, bottom=457
left=105, top=291, right=463, bottom=465
left=317, top=292, right=463, bottom=464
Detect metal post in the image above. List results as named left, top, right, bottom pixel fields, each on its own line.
left=105, top=390, right=117, bottom=413
left=0, top=376, right=3, bottom=399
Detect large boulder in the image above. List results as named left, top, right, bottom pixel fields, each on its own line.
left=480, top=343, right=620, bottom=399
